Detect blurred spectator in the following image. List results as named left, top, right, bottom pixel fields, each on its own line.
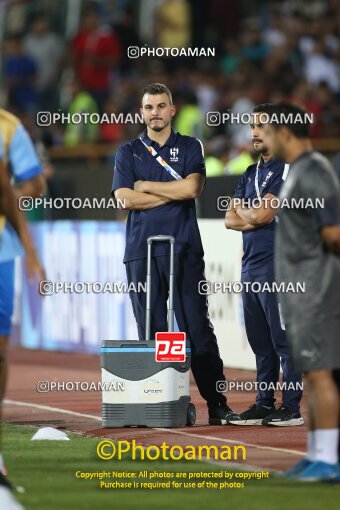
left=2, top=0, right=340, bottom=154
left=113, top=7, right=141, bottom=73
left=174, top=90, right=203, bottom=138
left=314, top=81, right=340, bottom=137
left=155, top=0, right=191, bottom=48
left=303, top=37, right=340, bottom=92
left=205, top=153, right=224, bottom=177
left=3, top=32, right=38, bottom=113
left=5, top=0, right=30, bottom=34
left=138, top=0, right=164, bottom=44
left=204, top=139, right=230, bottom=178
left=208, top=0, right=241, bottom=41
left=284, top=32, right=304, bottom=77
left=224, top=142, right=258, bottom=175
left=99, top=98, right=125, bottom=144
left=227, top=86, right=256, bottom=149
left=263, top=14, right=287, bottom=48
left=286, top=79, right=323, bottom=137
left=24, top=14, right=64, bottom=111
left=220, top=38, right=241, bottom=75
left=262, top=44, right=297, bottom=95
left=241, top=23, right=272, bottom=62
left=193, top=72, right=219, bottom=114
left=71, top=7, right=122, bottom=109
left=64, top=80, right=99, bottom=147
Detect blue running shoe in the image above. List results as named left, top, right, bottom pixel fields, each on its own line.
left=284, top=459, right=312, bottom=477
left=295, top=461, right=339, bottom=482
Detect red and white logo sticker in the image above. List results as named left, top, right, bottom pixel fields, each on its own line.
left=155, top=332, right=186, bottom=362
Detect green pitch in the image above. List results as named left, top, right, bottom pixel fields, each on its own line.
left=3, top=422, right=340, bottom=510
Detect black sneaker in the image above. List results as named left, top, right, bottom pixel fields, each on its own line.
left=262, top=404, right=304, bottom=427
left=229, top=403, right=275, bottom=425
left=208, top=405, right=241, bottom=425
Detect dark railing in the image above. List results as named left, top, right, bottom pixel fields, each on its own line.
left=41, top=139, right=340, bottom=221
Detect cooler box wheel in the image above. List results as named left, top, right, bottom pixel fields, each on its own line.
left=187, top=403, right=196, bottom=426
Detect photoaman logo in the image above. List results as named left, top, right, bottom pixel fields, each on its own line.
left=96, top=439, right=247, bottom=461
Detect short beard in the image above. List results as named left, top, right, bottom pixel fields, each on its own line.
left=149, top=125, right=165, bottom=132
left=147, top=118, right=171, bottom=133
left=253, top=142, right=266, bottom=154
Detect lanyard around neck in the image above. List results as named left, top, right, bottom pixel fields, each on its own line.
left=139, top=137, right=182, bottom=181
left=254, top=160, right=262, bottom=199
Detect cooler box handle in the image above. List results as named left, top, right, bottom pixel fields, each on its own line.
left=145, top=235, right=175, bottom=341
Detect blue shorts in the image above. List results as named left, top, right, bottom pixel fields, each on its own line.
left=0, top=260, right=15, bottom=335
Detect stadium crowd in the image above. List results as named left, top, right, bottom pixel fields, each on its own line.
left=0, top=0, right=340, bottom=175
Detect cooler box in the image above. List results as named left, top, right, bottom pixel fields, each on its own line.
left=101, top=340, right=193, bottom=427
left=101, top=236, right=196, bottom=428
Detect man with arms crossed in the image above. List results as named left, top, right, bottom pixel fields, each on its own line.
left=112, top=83, right=240, bottom=425
left=265, top=102, right=340, bottom=481
left=226, top=104, right=303, bottom=426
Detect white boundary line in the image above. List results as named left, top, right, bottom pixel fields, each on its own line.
left=4, top=399, right=101, bottom=421
left=4, top=399, right=304, bottom=460
left=154, top=428, right=304, bottom=457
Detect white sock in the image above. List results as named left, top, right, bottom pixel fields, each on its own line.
left=314, top=429, right=339, bottom=465
left=306, top=431, right=316, bottom=461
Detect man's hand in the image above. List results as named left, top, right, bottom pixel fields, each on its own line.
left=235, top=194, right=278, bottom=226
left=225, top=209, right=256, bottom=231
left=225, top=199, right=256, bottom=231
left=134, top=180, right=146, bottom=192
left=134, top=173, right=204, bottom=201
left=114, top=188, right=170, bottom=210
left=321, top=225, right=340, bottom=256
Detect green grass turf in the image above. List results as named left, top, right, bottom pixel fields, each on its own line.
left=3, top=422, right=340, bottom=510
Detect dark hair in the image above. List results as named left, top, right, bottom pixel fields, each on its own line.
left=141, top=83, right=173, bottom=105
left=270, top=102, right=312, bottom=138
left=253, top=103, right=275, bottom=116
left=82, top=5, right=100, bottom=17
left=30, top=12, right=49, bottom=24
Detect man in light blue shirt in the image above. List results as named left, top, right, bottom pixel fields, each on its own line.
left=0, top=109, right=45, bottom=435
left=0, top=127, right=44, bottom=485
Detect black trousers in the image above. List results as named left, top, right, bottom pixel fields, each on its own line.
left=241, top=266, right=303, bottom=412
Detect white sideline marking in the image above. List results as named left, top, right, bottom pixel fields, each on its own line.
left=4, top=399, right=101, bottom=421
left=4, top=399, right=303, bottom=459
left=154, top=428, right=304, bottom=457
